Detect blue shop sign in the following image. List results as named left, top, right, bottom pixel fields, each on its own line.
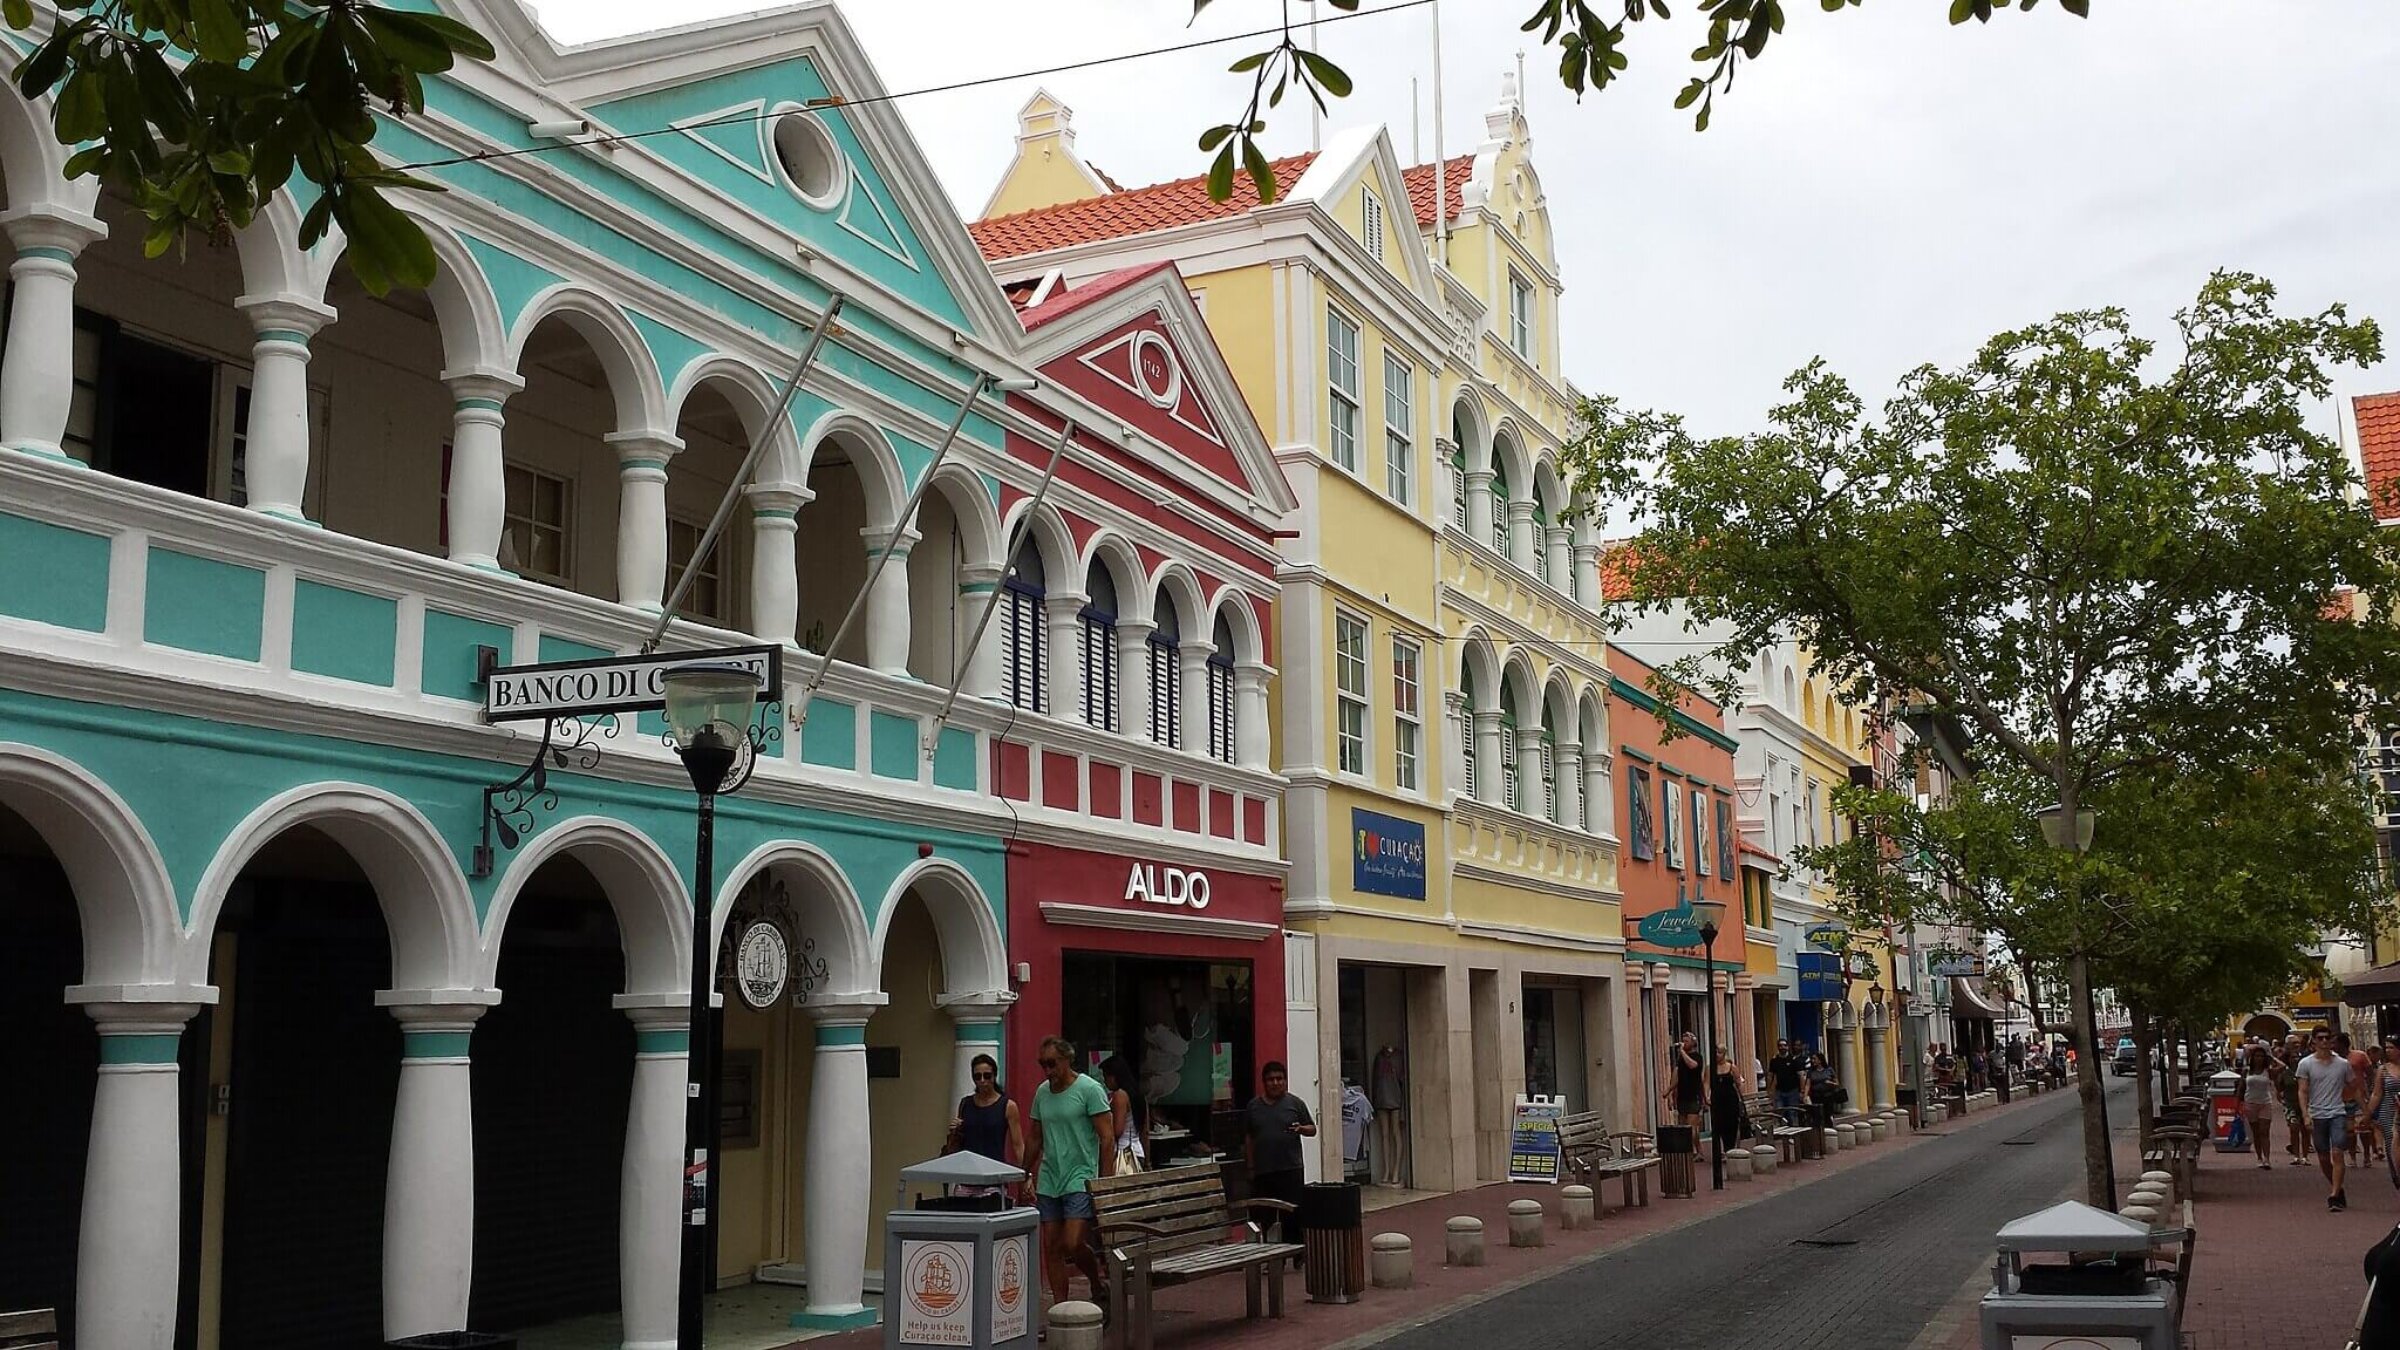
left=1796, top=952, right=1842, bottom=1001
left=1352, top=808, right=1427, bottom=900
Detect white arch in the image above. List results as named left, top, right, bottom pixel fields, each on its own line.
left=1532, top=457, right=1566, bottom=518
left=1541, top=668, right=1577, bottom=735
left=1457, top=629, right=1502, bottom=707
left=1499, top=649, right=1541, bottom=720
left=0, top=79, right=86, bottom=213
left=1490, top=423, right=1533, bottom=492
left=920, top=464, right=1003, bottom=575
left=1148, top=561, right=1208, bottom=638
left=1450, top=388, right=1493, bottom=475
left=477, top=816, right=691, bottom=997
left=232, top=194, right=321, bottom=303
left=1000, top=498, right=1078, bottom=590
left=1577, top=685, right=1607, bottom=749
left=0, top=743, right=182, bottom=990
left=795, top=408, right=909, bottom=534
left=1080, top=529, right=1148, bottom=617
left=183, top=783, right=481, bottom=992
left=667, top=354, right=802, bottom=481
left=871, top=856, right=1007, bottom=997
left=509, top=283, right=670, bottom=435
left=317, top=212, right=510, bottom=377
left=712, top=839, right=874, bottom=997
left=1205, top=585, right=1265, bottom=665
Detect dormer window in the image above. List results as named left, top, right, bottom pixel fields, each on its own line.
left=1508, top=269, right=1535, bottom=362
left=1361, top=188, right=1386, bottom=260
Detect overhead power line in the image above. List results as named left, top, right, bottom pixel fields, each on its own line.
left=397, top=0, right=1438, bottom=173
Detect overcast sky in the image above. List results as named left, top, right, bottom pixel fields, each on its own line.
left=538, top=0, right=2400, bottom=444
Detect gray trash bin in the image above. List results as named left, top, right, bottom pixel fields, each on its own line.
left=883, top=1151, right=1041, bottom=1350
left=1978, top=1200, right=2185, bottom=1350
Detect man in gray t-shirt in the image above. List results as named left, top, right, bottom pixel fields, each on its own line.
left=2295, top=1028, right=2356, bottom=1210
left=1244, top=1061, right=1317, bottom=1246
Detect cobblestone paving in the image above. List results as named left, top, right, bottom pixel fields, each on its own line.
left=1373, top=1082, right=2127, bottom=1350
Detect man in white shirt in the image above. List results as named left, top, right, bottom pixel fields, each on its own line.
left=2295, top=1027, right=2359, bottom=1211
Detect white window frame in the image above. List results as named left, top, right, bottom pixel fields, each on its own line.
left=1382, top=352, right=1412, bottom=505
left=501, top=462, right=573, bottom=585
left=1335, top=610, right=1370, bottom=776
left=667, top=515, right=731, bottom=625
left=1327, top=308, right=1362, bottom=473
left=1361, top=187, right=1386, bottom=260
left=1392, top=636, right=1421, bottom=792
left=1509, top=270, right=1534, bottom=361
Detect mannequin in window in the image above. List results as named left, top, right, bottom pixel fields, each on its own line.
left=1372, top=1044, right=1407, bottom=1186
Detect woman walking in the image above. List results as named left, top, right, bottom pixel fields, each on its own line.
left=1710, top=1044, right=1746, bottom=1154
left=2366, top=1040, right=2400, bottom=1189
left=1099, top=1055, right=1147, bottom=1175
left=945, top=1052, right=1026, bottom=1198
left=2242, top=1045, right=2278, bottom=1170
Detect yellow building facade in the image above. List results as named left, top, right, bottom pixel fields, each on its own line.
left=1795, top=665, right=1904, bottom=1112
left=973, top=76, right=1629, bottom=1193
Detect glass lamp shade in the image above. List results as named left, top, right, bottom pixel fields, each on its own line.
left=1868, top=982, right=1885, bottom=1005
left=1691, top=897, right=1728, bottom=939
left=2035, top=803, right=2097, bottom=853
left=661, top=662, right=762, bottom=754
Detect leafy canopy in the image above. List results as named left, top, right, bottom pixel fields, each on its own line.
left=6, top=0, right=496, bottom=294
left=1196, top=0, right=2089, bottom=202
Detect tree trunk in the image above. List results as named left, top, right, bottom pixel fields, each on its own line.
left=2069, top=950, right=2115, bottom=1207
left=2130, top=1013, right=2157, bottom=1162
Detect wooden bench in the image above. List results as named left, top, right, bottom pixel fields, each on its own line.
left=1742, top=1098, right=1816, bottom=1165
left=1557, top=1109, right=1609, bottom=1192
left=0, top=1309, right=58, bottom=1350
left=2145, top=1126, right=2202, bottom=1199
left=1088, top=1163, right=1305, bottom=1350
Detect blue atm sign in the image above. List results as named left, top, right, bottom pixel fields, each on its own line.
left=1352, top=809, right=1428, bottom=900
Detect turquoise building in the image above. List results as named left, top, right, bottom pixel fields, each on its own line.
left=0, top=3, right=1290, bottom=1347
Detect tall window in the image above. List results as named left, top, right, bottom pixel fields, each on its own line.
left=1392, top=636, right=1422, bottom=791
left=1460, top=669, right=1479, bottom=800
left=1002, top=538, right=1047, bottom=713
left=1080, top=562, right=1119, bottom=732
left=1692, top=789, right=1711, bottom=876
left=1207, top=614, right=1237, bottom=763
left=1361, top=187, right=1386, bottom=259
left=502, top=464, right=572, bottom=584
left=1336, top=611, right=1369, bottom=776
left=1541, top=735, right=1557, bottom=822
left=1327, top=308, right=1361, bottom=472
left=1451, top=441, right=1468, bottom=528
left=1501, top=707, right=1520, bottom=811
left=1149, top=596, right=1181, bottom=748
left=1532, top=499, right=1551, bottom=585
left=1627, top=764, right=1654, bottom=860
left=1383, top=353, right=1413, bottom=504
left=667, top=516, right=728, bottom=624
left=1509, top=270, right=1534, bottom=361
left=1489, top=461, right=1510, bottom=556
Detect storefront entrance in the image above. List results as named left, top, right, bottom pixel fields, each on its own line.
left=1060, top=952, right=1255, bottom=1164
left=1337, top=963, right=1415, bottom=1189
left=1522, top=983, right=1588, bottom=1113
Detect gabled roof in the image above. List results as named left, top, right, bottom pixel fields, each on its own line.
left=969, top=146, right=1478, bottom=262
left=2358, top=392, right=2400, bottom=522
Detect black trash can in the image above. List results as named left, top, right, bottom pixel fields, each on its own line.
left=1655, top=1125, right=1696, bottom=1197
left=387, top=1335, right=515, bottom=1350
left=1299, top=1181, right=1365, bottom=1304
left=1896, top=1086, right=1920, bottom=1131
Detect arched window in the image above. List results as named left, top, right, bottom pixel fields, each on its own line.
left=1208, top=614, right=1237, bottom=764
left=1532, top=497, right=1552, bottom=585
left=1002, top=536, right=1046, bottom=713
left=1080, top=560, right=1119, bottom=731
left=1460, top=666, right=1480, bottom=799
left=1500, top=697, right=1521, bottom=811
left=1541, top=727, right=1557, bottom=821
left=1490, top=461, right=1511, bottom=557
left=1149, top=595, right=1181, bottom=748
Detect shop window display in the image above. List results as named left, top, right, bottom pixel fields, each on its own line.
left=1059, top=953, right=1255, bottom=1163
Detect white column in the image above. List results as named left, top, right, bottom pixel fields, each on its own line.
left=72, top=998, right=198, bottom=1350
left=957, top=563, right=1005, bottom=699
left=1515, top=729, right=1542, bottom=817
left=234, top=294, right=336, bottom=521
left=861, top=526, right=920, bottom=677
left=443, top=371, right=523, bottom=571
left=1555, top=741, right=1584, bottom=833
left=0, top=205, right=105, bottom=461
left=1444, top=690, right=1469, bottom=801
left=1733, top=976, right=1759, bottom=1089
left=1572, top=541, right=1602, bottom=608
left=1115, top=617, right=1155, bottom=738
left=1178, top=638, right=1214, bottom=755
left=1046, top=593, right=1088, bottom=722
left=617, top=1004, right=687, bottom=1350
left=745, top=483, right=810, bottom=648
left=1544, top=526, right=1573, bottom=595
left=798, top=998, right=885, bottom=1327
left=940, top=995, right=1014, bottom=1104
left=1506, top=499, right=1538, bottom=570
left=380, top=1001, right=487, bottom=1340
left=1235, top=661, right=1272, bottom=770
left=1867, top=1024, right=1893, bottom=1110
left=1833, top=1016, right=1860, bottom=1116
left=608, top=431, right=683, bottom=612
left=1464, top=468, right=1496, bottom=550
left=1433, top=436, right=1459, bottom=526
left=1585, top=753, right=1615, bottom=837
left=1472, top=709, right=1504, bottom=805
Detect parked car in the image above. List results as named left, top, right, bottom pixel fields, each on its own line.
left=2111, top=1036, right=2139, bottom=1076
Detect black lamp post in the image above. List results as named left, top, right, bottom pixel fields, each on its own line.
left=663, top=662, right=764, bottom=1350
left=1695, top=896, right=1728, bottom=1191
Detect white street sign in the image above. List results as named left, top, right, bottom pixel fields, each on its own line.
left=483, top=645, right=781, bottom=722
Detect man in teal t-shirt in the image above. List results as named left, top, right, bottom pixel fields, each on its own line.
left=1024, top=1035, right=1114, bottom=1307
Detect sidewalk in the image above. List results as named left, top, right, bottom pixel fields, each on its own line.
left=778, top=1091, right=2056, bottom=1350
left=2176, top=1130, right=2384, bottom=1350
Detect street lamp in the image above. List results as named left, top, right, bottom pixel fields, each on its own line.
left=1694, top=896, right=1729, bottom=1192
left=2037, top=797, right=2112, bottom=1205
left=663, top=661, right=764, bottom=1350
left=2035, top=802, right=2096, bottom=854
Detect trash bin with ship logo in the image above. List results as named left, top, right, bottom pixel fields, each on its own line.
left=884, top=1151, right=1041, bottom=1350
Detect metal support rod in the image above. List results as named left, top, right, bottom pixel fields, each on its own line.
left=644, top=294, right=848, bottom=655
left=931, top=416, right=1076, bottom=734
left=791, top=373, right=994, bottom=718
left=679, top=786, right=721, bottom=1350
left=1705, top=929, right=1724, bottom=1191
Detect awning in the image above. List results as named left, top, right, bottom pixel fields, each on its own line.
left=2342, top=961, right=2400, bottom=1007
left=1948, top=975, right=2005, bottom=1021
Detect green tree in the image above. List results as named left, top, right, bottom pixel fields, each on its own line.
left=5, top=0, right=494, bottom=293
left=1198, top=0, right=2088, bottom=201
left=1576, top=271, right=2400, bottom=1205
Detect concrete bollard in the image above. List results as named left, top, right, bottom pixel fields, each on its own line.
left=1507, top=1198, right=1546, bottom=1248
left=1724, top=1147, right=1753, bottom=1181
left=1833, top=1123, right=1853, bottom=1150
left=1050, top=1300, right=1104, bottom=1350
left=1752, top=1145, right=1778, bottom=1175
left=1446, top=1215, right=1486, bottom=1267
left=1560, top=1184, right=1597, bottom=1229
left=2139, top=1170, right=2177, bottom=1203
left=1870, top=1116, right=1891, bottom=1143
left=2119, top=1204, right=2160, bottom=1227
left=1370, top=1232, right=1414, bottom=1289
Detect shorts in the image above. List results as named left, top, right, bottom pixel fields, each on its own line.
left=1036, top=1191, right=1095, bottom=1222
left=2313, top=1115, right=2350, bottom=1155
left=1674, top=1096, right=1704, bottom=1117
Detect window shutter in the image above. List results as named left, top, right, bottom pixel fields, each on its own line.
left=1208, top=659, right=1235, bottom=763
left=1080, top=614, right=1117, bottom=731
left=1542, top=739, right=1556, bottom=821
left=1463, top=719, right=1477, bottom=799
left=1452, top=453, right=1468, bottom=528
left=1003, top=586, right=1046, bottom=713
left=1149, top=637, right=1179, bottom=747
left=1501, top=719, right=1518, bottom=811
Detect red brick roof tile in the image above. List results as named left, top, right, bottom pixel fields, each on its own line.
left=2359, top=392, right=2400, bottom=522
